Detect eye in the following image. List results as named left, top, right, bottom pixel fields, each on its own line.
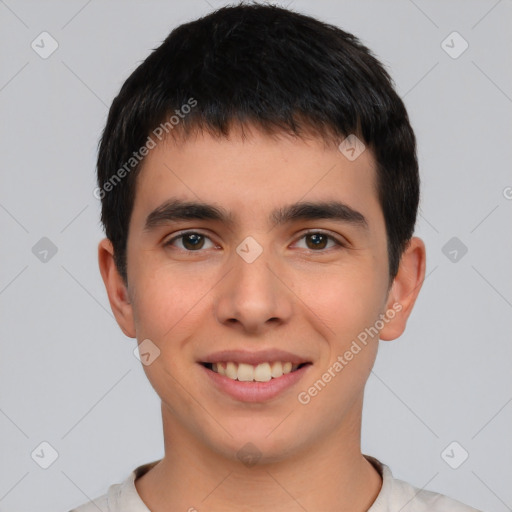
left=164, top=230, right=345, bottom=253
left=164, top=231, right=217, bottom=251
left=293, top=231, right=344, bottom=251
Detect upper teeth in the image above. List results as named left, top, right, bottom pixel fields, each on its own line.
left=212, top=361, right=299, bottom=382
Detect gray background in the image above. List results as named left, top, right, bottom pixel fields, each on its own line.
left=1, top=0, right=511, bottom=511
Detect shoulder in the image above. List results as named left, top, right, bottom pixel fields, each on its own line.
left=365, top=455, right=483, bottom=512
left=391, top=476, right=483, bottom=512
left=67, top=460, right=160, bottom=512
left=68, top=478, right=130, bottom=512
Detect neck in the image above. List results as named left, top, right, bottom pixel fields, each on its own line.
left=135, top=396, right=382, bottom=512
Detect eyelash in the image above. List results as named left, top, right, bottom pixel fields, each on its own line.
left=164, top=230, right=345, bottom=252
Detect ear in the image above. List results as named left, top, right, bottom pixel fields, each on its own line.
left=379, top=236, right=426, bottom=341
left=98, top=238, right=136, bottom=338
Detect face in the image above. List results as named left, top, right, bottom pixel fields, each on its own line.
left=100, top=125, right=424, bottom=464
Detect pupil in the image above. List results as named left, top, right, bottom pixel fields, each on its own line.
left=184, top=233, right=203, bottom=250
left=307, top=233, right=327, bottom=250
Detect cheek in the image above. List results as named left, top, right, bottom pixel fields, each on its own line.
left=300, top=265, right=386, bottom=342
left=296, top=275, right=382, bottom=419
left=130, top=263, right=212, bottom=341
left=309, top=269, right=384, bottom=407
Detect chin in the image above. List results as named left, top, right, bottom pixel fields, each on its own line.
left=204, top=420, right=309, bottom=466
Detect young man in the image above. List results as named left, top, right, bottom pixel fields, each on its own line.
left=71, top=3, right=482, bottom=511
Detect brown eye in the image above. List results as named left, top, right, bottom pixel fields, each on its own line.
left=165, top=232, right=214, bottom=251
left=295, top=231, right=343, bottom=251
left=305, top=233, right=329, bottom=250
left=181, top=233, right=205, bottom=250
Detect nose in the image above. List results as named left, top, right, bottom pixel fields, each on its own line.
left=214, top=241, right=293, bottom=334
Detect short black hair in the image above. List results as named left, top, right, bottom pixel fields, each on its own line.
left=96, top=1, right=419, bottom=286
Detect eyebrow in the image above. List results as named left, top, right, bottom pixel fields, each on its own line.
left=143, top=198, right=369, bottom=232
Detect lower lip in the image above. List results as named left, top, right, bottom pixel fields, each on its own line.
left=200, top=363, right=312, bottom=402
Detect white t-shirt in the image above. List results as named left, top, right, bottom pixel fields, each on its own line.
left=69, top=455, right=483, bottom=511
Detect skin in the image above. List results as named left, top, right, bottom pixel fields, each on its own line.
left=98, top=124, right=426, bottom=511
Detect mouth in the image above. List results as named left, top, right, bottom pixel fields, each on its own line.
left=197, top=349, right=313, bottom=401
left=200, top=361, right=312, bottom=382
left=199, top=359, right=313, bottom=402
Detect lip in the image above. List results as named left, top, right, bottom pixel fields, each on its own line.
left=199, top=349, right=310, bottom=366
left=199, top=361, right=312, bottom=402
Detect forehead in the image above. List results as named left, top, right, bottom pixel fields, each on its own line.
left=130, top=126, right=381, bottom=231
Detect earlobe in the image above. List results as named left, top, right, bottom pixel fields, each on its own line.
left=379, top=236, right=426, bottom=341
left=98, top=238, right=136, bottom=338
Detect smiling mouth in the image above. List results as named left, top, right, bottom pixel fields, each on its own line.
left=200, top=361, right=311, bottom=382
